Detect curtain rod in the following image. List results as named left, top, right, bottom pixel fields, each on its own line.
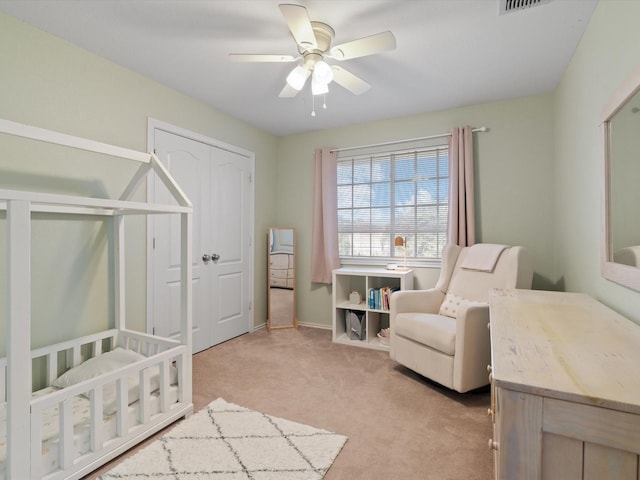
left=330, top=126, right=488, bottom=154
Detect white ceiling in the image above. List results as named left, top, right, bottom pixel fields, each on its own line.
left=0, top=0, right=598, bottom=137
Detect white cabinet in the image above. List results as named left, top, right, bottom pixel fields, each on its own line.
left=489, top=289, right=640, bottom=480
left=332, top=267, right=413, bottom=351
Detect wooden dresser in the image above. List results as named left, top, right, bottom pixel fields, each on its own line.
left=489, top=289, right=640, bottom=480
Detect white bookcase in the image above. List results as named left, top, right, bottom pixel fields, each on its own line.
left=332, top=267, right=414, bottom=351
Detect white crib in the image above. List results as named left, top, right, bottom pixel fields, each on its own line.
left=0, top=118, right=194, bottom=479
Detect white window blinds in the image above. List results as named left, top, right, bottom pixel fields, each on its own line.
left=337, top=145, right=449, bottom=261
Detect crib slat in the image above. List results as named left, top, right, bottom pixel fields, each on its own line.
left=60, top=397, right=74, bottom=469
left=94, top=339, right=103, bottom=357
left=159, top=359, right=170, bottom=413
left=176, top=355, right=185, bottom=403
left=90, top=387, right=104, bottom=452
left=73, top=345, right=81, bottom=366
left=115, top=377, right=128, bottom=436
left=139, top=368, right=151, bottom=424
left=30, top=409, right=42, bottom=480
left=47, top=352, right=58, bottom=385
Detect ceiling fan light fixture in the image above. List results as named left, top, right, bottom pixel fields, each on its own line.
left=311, top=76, right=329, bottom=96
left=286, top=65, right=310, bottom=91
left=313, top=60, right=334, bottom=85
left=230, top=4, right=397, bottom=106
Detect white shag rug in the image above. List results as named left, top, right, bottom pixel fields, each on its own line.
left=99, top=398, right=347, bottom=479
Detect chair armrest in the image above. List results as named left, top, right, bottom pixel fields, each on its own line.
left=390, top=289, right=444, bottom=317
left=389, top=289, right=444, bottom=360
left=453, top=304, right=492, bottom=393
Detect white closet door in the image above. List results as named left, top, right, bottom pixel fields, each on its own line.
left=209, top=148, right=253, bottom=345
left=150, top=126, right=253, bottom=353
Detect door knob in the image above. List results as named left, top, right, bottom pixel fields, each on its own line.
left=202, top=254, right=211, bottom=263
left=211, top=253, right=220, bottom=262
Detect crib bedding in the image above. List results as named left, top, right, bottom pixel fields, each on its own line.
left=50, top=347, right=179, bottom=415
left=0, top=385, right=179, bottom=478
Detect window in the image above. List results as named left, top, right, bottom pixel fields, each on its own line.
left=337, top=146, right=449, bottom=263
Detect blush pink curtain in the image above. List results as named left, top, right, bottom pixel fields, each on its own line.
left=311, top=147, right=340, bottom=283
left=447, top=126, right=476, bottom=246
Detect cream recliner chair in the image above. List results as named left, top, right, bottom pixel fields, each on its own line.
left=390, top=243, right=534, bottom=393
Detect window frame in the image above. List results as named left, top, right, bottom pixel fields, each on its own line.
left=336, top=144, right=449, bottom=268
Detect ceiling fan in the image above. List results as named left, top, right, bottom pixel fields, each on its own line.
left=229, top=4, right=396, bottom=100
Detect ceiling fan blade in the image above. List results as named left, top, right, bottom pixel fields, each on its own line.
left=279, top=4, right=317, bottom=50
left=331, top=66, right=371, bottom=95
left=279, top=83, right=300, bottom=98
left=330, top=31, right=396, bottom=60
left=229, top=54, right=298, bottom=62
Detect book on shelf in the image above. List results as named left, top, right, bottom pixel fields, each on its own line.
left=368, top=286, right=399, bottom=310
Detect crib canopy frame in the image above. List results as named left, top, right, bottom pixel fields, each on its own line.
left=0, top=118, right=193, bottom=479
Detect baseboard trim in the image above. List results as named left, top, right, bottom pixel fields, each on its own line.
left=297, top=322, right=331, bottom=330
left=253, top=322, right=330, bottom=332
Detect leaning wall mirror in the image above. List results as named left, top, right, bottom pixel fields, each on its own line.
left=267, top=227, right=297, bottom=330
left=602, top=65, right=640, bottom=291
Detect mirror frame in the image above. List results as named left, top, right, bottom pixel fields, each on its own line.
left=267, top=227, right=297, bottom=330
left=601, top=65, right=640, bottom=291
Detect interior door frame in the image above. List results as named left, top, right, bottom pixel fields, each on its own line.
left=145, top=117, right=255, bottom=338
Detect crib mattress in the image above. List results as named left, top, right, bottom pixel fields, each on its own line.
left=0, top=385, right=179, bottom=478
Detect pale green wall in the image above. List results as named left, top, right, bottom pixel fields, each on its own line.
left=554, top=0, right=640, bottom=322
left=0, top=12, right=278, bottom=350
left=277, top=0, right=640, bottom=329
left=3, top=0, right=640, bottom=342
left=277, top=95, right=556, bottom=327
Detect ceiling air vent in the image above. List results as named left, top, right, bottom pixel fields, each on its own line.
left=499, top=0, right=551, bottom=15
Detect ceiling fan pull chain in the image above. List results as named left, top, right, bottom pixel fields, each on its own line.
left=311, top=94, right=316, bottom=117
left=323, top=93, right=327, bottom=110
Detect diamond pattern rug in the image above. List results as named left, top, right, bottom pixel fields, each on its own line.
left=99, top=398, right=347, bottom=479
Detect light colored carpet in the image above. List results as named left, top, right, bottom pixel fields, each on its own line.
left=86, top=327, right=492, bottom=479
left=99, top=398, right=347, bottom=479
